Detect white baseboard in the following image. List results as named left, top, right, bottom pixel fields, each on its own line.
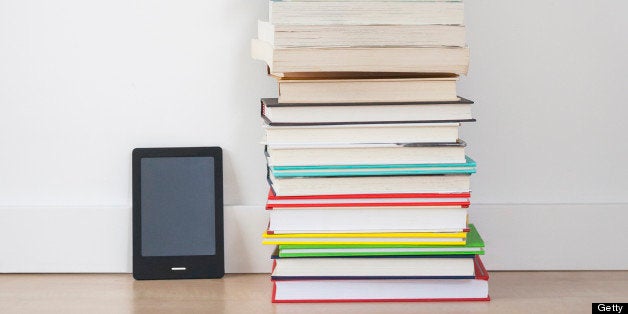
left=0, top=203, right=626, bottom=273
left=0, top=205, right=274, bottom=273
left=470, top=203, right=628, bottom=270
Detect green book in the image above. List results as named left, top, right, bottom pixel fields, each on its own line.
left=270, top=156, right=476, bottom=178
left=278, top=224, right=484, bottom=258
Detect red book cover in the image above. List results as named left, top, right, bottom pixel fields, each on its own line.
left=265, top=227, right=470, bottom=235
left=266, top=189, right=471, bottom=210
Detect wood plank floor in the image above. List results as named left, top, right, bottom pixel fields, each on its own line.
left=0, top=272, right=626, bottom=313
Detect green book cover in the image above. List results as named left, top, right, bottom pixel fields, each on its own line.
left=271, top=156, right=476, bottom=178
left=278, top=224, right=484, bottom=257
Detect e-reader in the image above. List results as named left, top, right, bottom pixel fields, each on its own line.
left=132, top=147, right=224, bottom=280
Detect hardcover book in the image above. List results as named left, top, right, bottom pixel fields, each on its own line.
left=265, top=141, right=468, bottom=166
left=268, top=171, right=471, bottom=196
left=278, top=224, right=484, bottom=257
left=271, top=256, right=490, bottom=303
left=266, top=189, right=471, bottom=209
left=263, top=122, right=463, bottom=145
left=270, top=254, right=477, bottom=279
left=269, top=156, right=476, bottom=178
left=261, top=97, right=475, bottom=124
left=268, top=206, right=468, bottom=233
left=262, top=230, right=468, bottom=245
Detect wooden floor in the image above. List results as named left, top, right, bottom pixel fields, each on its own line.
left=0, top=272, right=626, bottom=313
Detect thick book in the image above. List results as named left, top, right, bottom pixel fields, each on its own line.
left=271, top=256, right=489, bottom=303
left=268, top=206, right=468, bottom=234
left=269, top=156, right=476, bottom=178
left=266, top=141, right=467, bottom=166
left=263, top=121, right=462, bottom=145
left=262, top=97, right=475, bottom=124
left=278, top=224, right=484, bottom=257
left=259, top=21, right=466, bottom=48
left=269, top=1, right=464, bottom=26
left=252, top=39, right=470, bottom=75
left=269, top=75, right=459, bottom=103
left=266, top=189, right=471, bottom=209
left=262, top=230, right=467, bottom=245
left=270, top=254, right=476, bottom=280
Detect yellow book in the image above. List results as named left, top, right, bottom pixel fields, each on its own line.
left=262, top=231, right=467, bottom=246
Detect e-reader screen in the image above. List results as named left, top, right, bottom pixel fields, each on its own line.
left=140, top=157, right=215, bottom=257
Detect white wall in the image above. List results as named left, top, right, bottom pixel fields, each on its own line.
left=1, top=0, right=627, bottom=272
left=460, top=0, right=628, bottom=204
left=0, top=0, right=273, bottom=207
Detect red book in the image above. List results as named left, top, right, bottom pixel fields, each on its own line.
left=271, top=255, right=489, bottom=303
left=266, top=189, right=470, bottom=210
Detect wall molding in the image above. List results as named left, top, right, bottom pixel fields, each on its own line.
left=1, top=203, right=626, bottom=273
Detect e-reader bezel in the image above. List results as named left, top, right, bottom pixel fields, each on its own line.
left=132, top=147, right=224, bottom=280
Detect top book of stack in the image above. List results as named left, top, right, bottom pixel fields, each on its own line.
left=269, top=0, right=464, bottom=26
left=253, top=0, right=469, bottom=76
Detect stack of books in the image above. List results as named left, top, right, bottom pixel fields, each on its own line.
left=253, top=0, right=489, bottom=303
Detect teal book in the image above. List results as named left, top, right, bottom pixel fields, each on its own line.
left=278, top=224, right=485, bottom=258
left=270, top=156, right=476, bottom=178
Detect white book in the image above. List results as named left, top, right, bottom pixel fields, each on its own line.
left=269, top=172, right=471, bottom=196
left=251, top=39, right=470, bottom=75
left=269, top=206, right=468, bottom=233
left=280, top=246, right=484, bottom=255
left=272, top=256, right=475, bottom=278
left=262, top=97, right=473, bottom=124
left=273, top=278, right=489, bottom=302
left=266, top=196, right=470, bottom=206
left=259, top=21, right=466, bottom=48
left=263, top=234, right=466, bottom=244
left=266, top=142, right=467, bottom=166
left=263, top=123, right=461, bottom=145
left=269, top=1, right=465, bottom=25
left=272, top=76, right=459, bottom=103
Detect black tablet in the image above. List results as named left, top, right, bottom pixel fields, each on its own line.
left=132, top=147, right=224, bottom=280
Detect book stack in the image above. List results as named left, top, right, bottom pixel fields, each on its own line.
left=252, top=0, right=489, bottom=303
